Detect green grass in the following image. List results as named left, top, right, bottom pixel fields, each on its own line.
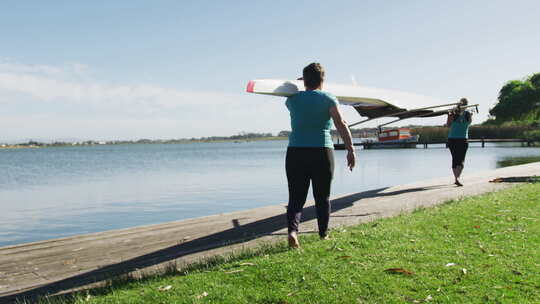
left=39, top=184, right=539, bottom=304
left=496, top=156, right=540, bottom=168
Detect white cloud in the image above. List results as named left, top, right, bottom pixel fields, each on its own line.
left=0, top=61, right=241, bottom=110
left=0, top=60, right=289, bottom=140
left=0, top=61, right=456, bottom=142
left=0, top=59, right=88, bottom=78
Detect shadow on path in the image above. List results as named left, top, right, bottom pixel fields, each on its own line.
left=3, top=185, right=438, bottom=302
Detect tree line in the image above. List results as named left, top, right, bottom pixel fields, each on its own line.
left=486, top=72, right=540, bottom=125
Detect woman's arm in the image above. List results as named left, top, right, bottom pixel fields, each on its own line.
left=329, top=105, right=356, bottom=171
left=446, top=113, right=454, bottom=127
left=465, top=111, right=473, bottom=123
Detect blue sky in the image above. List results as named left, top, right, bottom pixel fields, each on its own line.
left=1, top=0, right=539, bottom=141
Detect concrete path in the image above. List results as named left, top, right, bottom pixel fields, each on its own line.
left=1, top=162, right=539, bottom=302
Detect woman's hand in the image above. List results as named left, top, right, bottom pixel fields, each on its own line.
left=347, top=149, right=356, bottom=171
left=330, top=105, right=357, bottom=172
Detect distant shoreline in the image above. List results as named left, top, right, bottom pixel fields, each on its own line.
left=0, top=136, right=289, bottom=149
left=193, top=136, right=287, bottom=143
left=0, top=145, right=41, bottom=149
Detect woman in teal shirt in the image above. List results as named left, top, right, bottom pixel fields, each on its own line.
left=446, top=98, right=472, bottom=187
left=286, top=63, right=355, bottom=248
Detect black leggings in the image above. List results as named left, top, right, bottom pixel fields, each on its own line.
left=286, top=147, right=334, bottom=237
left=448, top=138, right=468, bottom=168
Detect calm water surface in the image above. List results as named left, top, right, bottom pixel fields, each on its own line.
left=1, top=141, right=539, bottom=246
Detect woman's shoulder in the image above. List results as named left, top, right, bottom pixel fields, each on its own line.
left=290, top=91, right=338, bottom=106
left=300, top=90, right=334, bottom=97
left=456, top=111, right=472, bottom=123
left=317, top=90, right=336, bottom=98
left=295, top=91, right=336, bottom=101
left=317, top=91, right=338, bottom=105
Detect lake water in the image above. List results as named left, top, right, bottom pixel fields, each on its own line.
left=1, top=141, right=539, bottom=247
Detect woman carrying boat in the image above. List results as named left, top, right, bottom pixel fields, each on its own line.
left=285, top=62, right=356, bottom=248
left=446, top=98, right=472, bottom=187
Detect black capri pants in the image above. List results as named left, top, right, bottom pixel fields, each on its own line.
left=286, top=147, right=334, bottom=237
left=448, top=138, right=468, bottom=168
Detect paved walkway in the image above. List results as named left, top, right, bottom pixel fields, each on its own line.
left=1, top=162, right=539, bottom=302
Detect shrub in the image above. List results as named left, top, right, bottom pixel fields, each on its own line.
left=523, top=129, right=540, bottom=141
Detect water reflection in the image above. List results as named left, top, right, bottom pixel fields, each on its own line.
left=1, top=141, right=539, bottom=246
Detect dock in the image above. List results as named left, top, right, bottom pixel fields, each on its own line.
left=1, top=162, right=539, bottom=302
left=334, top=138, right=535, bottom=150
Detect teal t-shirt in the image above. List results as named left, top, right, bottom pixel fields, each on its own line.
left=286, top=90, right=339, bottom=148
left=448, top=112, right=471, bottom=139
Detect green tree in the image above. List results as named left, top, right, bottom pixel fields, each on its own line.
left=488, top=72, right=540, bottom=124
left=529, top=73, right=540, bottom=88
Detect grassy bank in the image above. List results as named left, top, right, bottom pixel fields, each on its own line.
left=40, top=184, right=539, bottom=304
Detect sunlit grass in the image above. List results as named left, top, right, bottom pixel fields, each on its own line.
left=496, top=156, right=540, bottom=168
left=33, top=183, right=540, bottom=304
